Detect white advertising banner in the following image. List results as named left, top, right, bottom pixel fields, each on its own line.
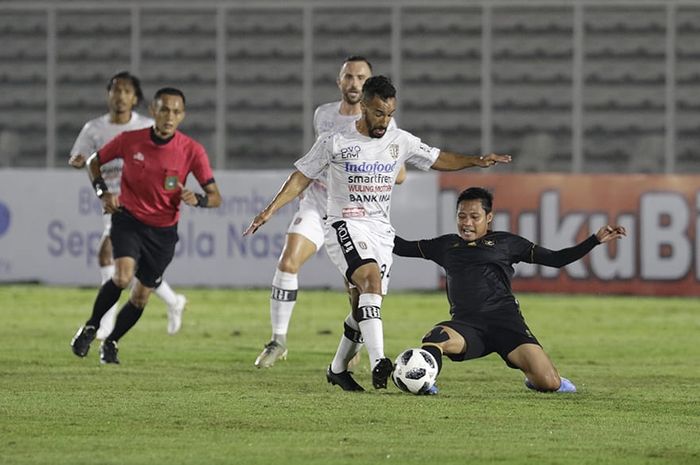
left=0, top=169, right=440, bottom=289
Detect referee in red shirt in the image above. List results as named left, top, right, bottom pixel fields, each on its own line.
left=70, top=87, right=222, bottom=364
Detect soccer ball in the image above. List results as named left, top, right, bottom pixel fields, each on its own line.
left=391, top=348, right=438, bottom=395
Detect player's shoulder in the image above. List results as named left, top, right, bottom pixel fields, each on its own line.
left=130, top=112, right=154, bottom=128
left=314, top=101, right=341, bottom=116
left=81, top=113, right=110, bottom=131
left=174, top=131, right=207, bottom=154
left=488, top=231, right=530, bottom=245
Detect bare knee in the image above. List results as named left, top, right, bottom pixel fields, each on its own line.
left=111, top=273, right=132, bottom=289
left=277, top=253, right=301, bottom=274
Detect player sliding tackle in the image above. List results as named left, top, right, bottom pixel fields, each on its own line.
left=394, top=187, right=627, bottom=394
left=245, top=76, right=511, bottom=391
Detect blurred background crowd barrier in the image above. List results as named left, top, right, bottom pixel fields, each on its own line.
left=1, top=0, right=699, bottom=174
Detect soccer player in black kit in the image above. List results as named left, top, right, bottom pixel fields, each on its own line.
left=393, top=187, right=626, bottom=393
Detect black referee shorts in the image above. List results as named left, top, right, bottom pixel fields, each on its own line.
left=439, top=311, right=541, bottom=369
left=110, top=209, right=179, bottom=288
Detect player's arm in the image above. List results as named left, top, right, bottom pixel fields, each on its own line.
left=86, top=152, right=120, bottom=214
left=395, top=164, right=407, bottom=185
left=68, top=153, right=87, bottom=169
left=243, top=170, right=312, bottom=236
left=393, top=236, right=424, bottom=258
left=430, top=151, right=511, bottom=171
left=179, top=181, right=222, bottom=208
left=531, top=225, right=626, bottom=268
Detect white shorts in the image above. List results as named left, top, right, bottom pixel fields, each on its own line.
left=324, top=219, right=394, bottom=296
left=102, top=213, right=112, bottom=238
left=286, top=205, right=325, bottom=250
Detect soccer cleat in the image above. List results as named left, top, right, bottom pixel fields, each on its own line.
left=326, top=366, right=365, bottom=391
left=70, top=325, right=96, bottom=357
left=167, top=294, right=187, bottom=335
left=254, top=340, right=288, bottom=368
left=371, top=357, right=394, bottom=389
left=557, top=377, right=577, bottom=393
left=422, top=384, right=439, bottom=395
left=99, top=340, right=120, bottom=364
left=524, top=377, right=577, bottom=393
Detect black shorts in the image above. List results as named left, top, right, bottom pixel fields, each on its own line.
left=439, top=311, right=541, bottom=369
left=110, top=209, right=178, bottom=288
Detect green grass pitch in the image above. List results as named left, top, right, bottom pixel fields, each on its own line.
left=0, top=285, right=698, bottom=465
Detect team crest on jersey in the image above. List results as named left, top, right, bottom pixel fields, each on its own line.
left=483, top=240, right=495, bottom=247
left=388, top=144, right=399, bottom=160
left=133, top=152, right=145, bottom=162
left=164, top=176, right=178, bottom=190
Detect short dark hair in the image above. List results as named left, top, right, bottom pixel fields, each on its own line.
left=361, top=75, right=396, bottom=102
left=457, top=187, right=493, bottom=214
left=107, top=71, right=144, bottom=105
left=153, top=87, right=186, bottom=106
left=343, top=55, right=372, bottom=72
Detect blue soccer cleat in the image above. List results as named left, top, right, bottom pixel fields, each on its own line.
left=524, top=377, right=577, bottom=393
left=422, top=384, right=439, bottom=395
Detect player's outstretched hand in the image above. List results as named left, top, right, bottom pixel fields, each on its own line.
left=243, top=211, right=271, bottom=236
left=101, top=193, right=121, bottom=214
left=595, top=225, right=627, bottom=243
left=478, top=153, right=512, bottom=167
left=178, top=182, right=198, bottom=206
left=68, top=153, right=87, bottom=169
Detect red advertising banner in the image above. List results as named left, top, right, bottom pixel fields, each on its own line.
left=439, top=173, right=699, bottom=296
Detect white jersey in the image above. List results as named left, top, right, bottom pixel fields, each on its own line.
left=70, top=112, right=154, bottom=194
left=295, top=122, right=439, bottom=227
left=303, top=101, right=398, bottom=212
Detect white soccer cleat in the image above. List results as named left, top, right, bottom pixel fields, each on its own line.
left=167, top=294, right=187, bottom=335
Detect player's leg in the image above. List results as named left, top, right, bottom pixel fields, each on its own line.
left=255, top=206, right=324, bottom=368
left=506, top=344, right=575, bottom=392
left=153, top=279, right=187, bottom=335
left=326, top=312, right=365, bottom=391
left=100, top=279, right=154, bottom=364
left=345, top=284, right=363, bottom=368
left=420, top=324, right=468, bottom=394
left=96, top=216, right=118, bottom=340
left=99, top=218, right=178, bottom=364
left=71, top=255, right=135, bottom=358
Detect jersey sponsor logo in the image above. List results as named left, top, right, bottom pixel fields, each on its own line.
left=484, top=240, right=495, bottom=246
left=467, top=241, right=477, bottom=246
left=339, top=145, right=361, bottom=159
left=133, top=152, right=145, bottom=162
left=388, top=144, right=399, bottom=160
left=334, top=221, right=355, bottom=253
left=342, top=207, right=366, bottom=218
left=344, top=161, right=397, bottom=174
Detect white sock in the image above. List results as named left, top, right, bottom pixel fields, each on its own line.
left=99, top=265, right=115, bottom=284
left=331, top=313, right=363, bottom=373
left=270, top=270, right=298, bottom=340
left=97, top=265, right=117, bottom=339
left=356, top=293, right=384, bottom=370
left=154, top=280, right=177, bottom=307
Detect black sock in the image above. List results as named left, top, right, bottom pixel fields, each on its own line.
left=106, top=301, right=144, bottom=342
left=86, top=279, right=123, bottom=328
left=422, top=345, right=443, bottom=375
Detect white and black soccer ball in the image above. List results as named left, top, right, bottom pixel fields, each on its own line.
left=391, top=348, right=438, bottom=395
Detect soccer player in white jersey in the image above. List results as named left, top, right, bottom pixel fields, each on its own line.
left=254, top=56, right=405, bottom=368
left=245, top=76, right=511, bottom=391
left=68, top=72, right=187, bottom=339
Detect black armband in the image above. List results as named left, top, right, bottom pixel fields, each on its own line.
left=92, top=176, right=109, bottom=198
left=195, top=193, right=209, bottom=208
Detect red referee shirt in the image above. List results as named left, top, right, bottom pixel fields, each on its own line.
left=98, top=127, right=215, bottom=227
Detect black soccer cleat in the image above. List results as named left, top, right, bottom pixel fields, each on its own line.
left=371, top=357, right=394, bottom=389
left=326, top=366, right=365, bottom=391
left=70, top=325, right=96, bottom=358
left=99, top=340, right=120, bottom=364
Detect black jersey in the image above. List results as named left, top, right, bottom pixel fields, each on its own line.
left=394, top=231, right=600, bottom=320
